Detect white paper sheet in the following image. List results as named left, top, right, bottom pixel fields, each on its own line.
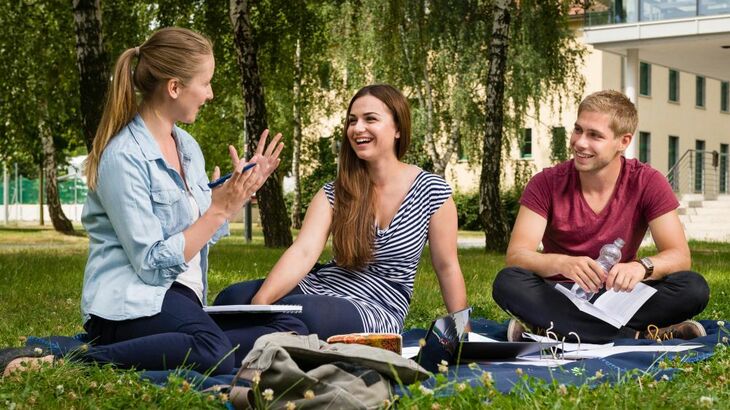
left=483, top=357, right=576, bottom=367
left=467, top=332, right=500, bottom=342
left=511, top=356, right=576, bottom=366
left=523, top=333, right=614, bottom=351
left=520, top=333, right=700, bottom=360
left=401, top=346, right=420, bottom=359
left=559, top=343, right=702, bottom=359
left=203, top=304, right=302, bottom=314
left=554, top=283, right=657, bottom=328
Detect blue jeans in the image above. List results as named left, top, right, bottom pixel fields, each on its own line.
left=83, top=282, right=307, bottom=374
left=214, top=278, right=365, bottom=341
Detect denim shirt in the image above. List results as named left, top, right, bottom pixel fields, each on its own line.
left=80, top=115, right=228, bottom=323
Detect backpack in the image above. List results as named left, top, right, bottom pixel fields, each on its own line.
left=216, top=332, right=430, bottom=409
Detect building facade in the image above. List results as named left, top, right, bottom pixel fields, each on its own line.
left=447, top=1, right=730, bottom=200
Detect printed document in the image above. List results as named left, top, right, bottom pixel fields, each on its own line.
left=554, top=283, right=657, bottom=328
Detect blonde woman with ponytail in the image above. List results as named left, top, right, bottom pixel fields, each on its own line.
left=215, top=84, right=469, bottom=339
left=0, top=27, right=310, bottom=377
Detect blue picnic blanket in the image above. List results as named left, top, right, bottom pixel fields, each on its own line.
left=399, top=318, right=725, bottom=396
left=27, top=318, right=728, bottom=396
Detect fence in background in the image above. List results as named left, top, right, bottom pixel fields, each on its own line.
left=2, top=164, right=87, bottom=223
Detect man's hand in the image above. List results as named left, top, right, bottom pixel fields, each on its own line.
left=554, top=254, right=605, bottom=293
left=605, top=262, right=645, bottom=292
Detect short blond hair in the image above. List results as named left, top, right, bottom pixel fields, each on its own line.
left=578, top=90, right=638, bottom=137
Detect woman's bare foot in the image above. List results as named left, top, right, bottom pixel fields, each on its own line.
left=2, top=355, right=54, bottom=377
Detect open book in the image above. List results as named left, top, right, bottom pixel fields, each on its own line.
left=554, top=283, right=657, bottom=328
left=203, top=304, right=302, bottom=314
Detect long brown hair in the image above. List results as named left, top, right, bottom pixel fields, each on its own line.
left=332, top=84, right=411, bottom=269
left=85, top=27, right=212, bottom=190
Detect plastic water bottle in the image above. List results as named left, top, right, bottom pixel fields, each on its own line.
left=596, top=238, right=625, bottom=273
left=573, top=238, right=625, bottom=300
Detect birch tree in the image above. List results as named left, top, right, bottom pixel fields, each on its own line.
left=230, top=0, right=293, bottom=247
left=479, top=0, right=586, bottom=251
left=388, top=0, right=487, bottom=176
left=480, top=0, right=512, bottom=251
left=0, top=0, right=81, bottom=234
left=72, top=0, right=108, bottom=152
left=246, top=0, right=341, bottom=229
left=290, top=38, right=304, bottom=228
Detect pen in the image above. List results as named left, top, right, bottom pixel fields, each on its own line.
left=207, top=163, right=257, bottom=188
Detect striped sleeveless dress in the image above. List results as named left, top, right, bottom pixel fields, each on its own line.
left=297, top=171, right=452, bottom=333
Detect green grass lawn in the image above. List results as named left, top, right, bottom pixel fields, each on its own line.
left=0, top=225, right=728, bottom=408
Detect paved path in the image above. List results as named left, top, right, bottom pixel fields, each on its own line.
left=457, top=235, right=484, bottom=249
left=458, top=233, right=659, bottom=250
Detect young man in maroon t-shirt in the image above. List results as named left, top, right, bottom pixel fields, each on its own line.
left=493, top=90, right=710, bottom=343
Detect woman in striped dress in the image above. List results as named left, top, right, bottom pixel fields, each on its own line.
left=215, top=84, right=468, bottom=339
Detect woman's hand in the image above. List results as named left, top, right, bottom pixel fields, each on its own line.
left=228, top=129, right=284, bottom=193
left=428, top=197, right=470, bottom=317
left=250, top=189, right=334, bottom=305
left=208, top=160, right=260, bottom=220
left=208, top=129, right=284, bottom=221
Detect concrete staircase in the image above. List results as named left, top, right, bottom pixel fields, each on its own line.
left=678, top=194, right=730, bottom=242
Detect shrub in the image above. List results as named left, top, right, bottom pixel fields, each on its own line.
left=287, top=137, right=338, bottom=217
left=452, top=186, right=525, bottom=232
left=453, top=191, right=481, bottom=231
left=501, top=186, right=522, bottom=231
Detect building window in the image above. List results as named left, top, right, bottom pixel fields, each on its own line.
left=520, top=128, right=532, bottom=159
left=640, top=62, right=651, bottom=96
left=668, top=136, right=679, bottom=169
left=457, top=135, right=467, bottom=161
left=668, top=136, right=679, bottom=191
left=668, top=69, right=679, bottom=102
left=695, top=140, right=705, bottom=193
left=696, top=76, right=706, bottom=108
left=550, top=126, right=568, bottom=163
left=721, top=144, right=728, bottom=194
left=722, top=81, right=729, bottom=112
left=639, top=132, right=651, bottom=163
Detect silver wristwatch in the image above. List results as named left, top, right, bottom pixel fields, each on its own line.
left=637, top=257, right=654, bottom=279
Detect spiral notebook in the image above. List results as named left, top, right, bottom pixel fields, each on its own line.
left=203, top=304, right=302, bottom=314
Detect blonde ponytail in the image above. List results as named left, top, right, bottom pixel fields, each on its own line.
left=84, top=27, right=213, bottom=190
left=85, top=48, right=137, bottom=190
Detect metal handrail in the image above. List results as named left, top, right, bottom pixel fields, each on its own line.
left=666, top=148, right=726, bottom=200
left=666, top=149, right=692, bottom=180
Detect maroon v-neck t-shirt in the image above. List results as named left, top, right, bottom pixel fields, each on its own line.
left=520, top=157, right=679, bottom=262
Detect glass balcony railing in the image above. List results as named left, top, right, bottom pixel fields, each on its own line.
left=584, top=0, right=730, bottom=27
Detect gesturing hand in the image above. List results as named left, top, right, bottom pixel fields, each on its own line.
left=227, top=129, right=284, bottom=192
left=554, top=254, right=606, bottom=294
left=209, top=160, right=260, bottom=220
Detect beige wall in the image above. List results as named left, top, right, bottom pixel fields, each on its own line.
left=448, top=36, right=730, bottom=193
left=637, top=65, right=730, bottom=174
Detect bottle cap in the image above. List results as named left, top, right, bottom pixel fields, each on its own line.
left=614, top=238, right=625, bottom=248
